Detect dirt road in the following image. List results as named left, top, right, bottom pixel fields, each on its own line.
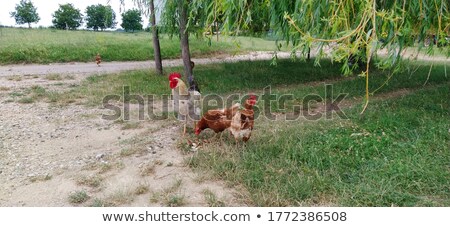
left=0, top=50, right=447, bottom=78
left=0, top=51, right=287, bottom=78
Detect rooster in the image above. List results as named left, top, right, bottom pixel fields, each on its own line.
left=169, top=72, right=201, bottom=135
left=95, top=53, right=102, bottom=67
left=229, top=95, right=257, bottom=143
left=195, top=102, right=241, bottom=136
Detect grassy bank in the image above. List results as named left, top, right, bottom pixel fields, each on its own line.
left=0, top=28, right=285, bottom=65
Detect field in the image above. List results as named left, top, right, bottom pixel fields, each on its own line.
left=78, top=61, right=450, bottom=206
left=0, top=27, right=286, bottom=65
left=0, top=27, right=449, bottom=207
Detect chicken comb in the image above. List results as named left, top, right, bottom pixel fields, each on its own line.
left=169, top=72, right=182, bottom=81
left=248, top=94, right=257, bottom=100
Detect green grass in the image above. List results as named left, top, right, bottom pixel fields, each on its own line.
left=0, top=28, right=286, bottom=65
left=48, top=58, right=449, bottom=111
left=189, top=84, right=450, bottom=206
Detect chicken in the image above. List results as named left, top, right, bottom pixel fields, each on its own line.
left=169, top=72, right=201, bottom=135
left=229, top=95, right=257, bottom=143
left=195, top=102, right=241, bottom=136
left=95, top=53, right=101, bottom=66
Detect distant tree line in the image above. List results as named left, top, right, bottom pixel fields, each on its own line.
left=9, top=0, right=143, bottom=32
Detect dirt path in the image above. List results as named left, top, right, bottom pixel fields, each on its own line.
left=0, top=51, right=288, bottom=78
left=1, top=50, right=447, bottom=78
left=0, top=91, right=247, bottom=207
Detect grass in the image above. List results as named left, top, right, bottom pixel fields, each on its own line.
left=46, top=58, right=449, bottom=113
left=0, top=28, right=287, bottom=65
left=135, top=184, right=150, bottom=195
left=17, top=97, right=34, bottom=104
left=104, top=190, right=135, bottom=206
left=150, top=179, right=185, bottom=206
left=203, top=189, right=226, bottom=207
left=188, top=84, right=450, bottom=206
left=7, top=75, right=22, bottom=81
left=139, top=162, right=156, bottom=176
left=29, top=174, right=52, bottom=183
left=68, top=190, right=90, bottom=204
left=45, top=74, right=63, bottom=81
left=76, top=175, right=103, bottom=188
left=121, top=122, right=142, bottom=130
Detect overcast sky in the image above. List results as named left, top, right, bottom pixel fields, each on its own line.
left=0, top=0, right=164, bottom=29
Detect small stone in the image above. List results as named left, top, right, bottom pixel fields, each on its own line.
left=96, top=154, right=105, bottom=160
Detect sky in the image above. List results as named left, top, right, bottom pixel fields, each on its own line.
left=0, top=0, right=164, bottom=29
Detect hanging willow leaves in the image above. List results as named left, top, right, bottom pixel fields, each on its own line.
left=193, top=0, right=449, bottom=113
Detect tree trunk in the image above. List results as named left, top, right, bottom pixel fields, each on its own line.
left=28, top=23, right=31, bottom=29
left=307, top=47, right=311, bottom=61
left=178, top=0, right=194, bottom=88
left=150, top=0, right=163, bottom=75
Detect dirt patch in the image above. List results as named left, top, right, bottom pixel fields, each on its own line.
left=0, top=82, right=246, bottom=207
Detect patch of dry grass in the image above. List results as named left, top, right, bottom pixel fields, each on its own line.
left=150, top=179, right=185, bottom=207
left=76, top=175, right=103, bottom=188
left=203, top=189, right=226, bottom=207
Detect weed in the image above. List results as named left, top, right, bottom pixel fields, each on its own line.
left=68, top=190, right=90, bottom=204
left=45, top=74, right=62, bottom=81
left=203, top=189, right=226, bottom=207
left=139, top=162, right=155, bottom=176
left=90, top=198, right=114, bottom=207
left=29, top=174, right=52, bottom=183
left=7, top=75, right=22, bottom=81
left=76, top=175, right=103, bottom=188
left=150, top=179, right=185, bottom=206
left=17, top=97, right=34, bottom=104
left=166, top=195, right=185, bottom=207
left=121, top=122, right=142, bottom=130
left=105, top=190, right=135, bottom=206
left=135, top=184, right=150, bottom=195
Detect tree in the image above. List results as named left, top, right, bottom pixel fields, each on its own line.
left=149, top=0, right=163, bottom=75
left=116, top=0, right=163, bottom=75
left=10, top=0, right=40, bottom=28
left=121, top=9, right=143, bottom=32
left=85, top=4, right=116, bottom=31
left=52, top=4, right=83, bottom=30
left=161, top=0, right=200, bottom=87
left=178, top=0, right=195, bottom=88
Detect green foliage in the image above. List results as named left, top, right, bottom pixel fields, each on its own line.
left=192, top=0, right=449, bottom=112
left=52, top=3, right=83, bottom=30
left=85, top=4, right=117, bottom=31
left=9, top=0, right=40, bottom=28
left=121, top=9, right=143, bottom=32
